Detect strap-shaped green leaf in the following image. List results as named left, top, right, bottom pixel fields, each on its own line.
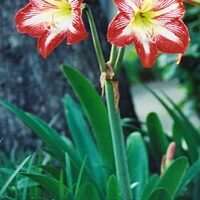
left=178, top=158, right=200, bottom=194
left=147, top=88, right=199, bottom=162
left=21, top=173, right=68, bottom=200
left=126, top=132, right=149, bottom=200
left=63, top=65, right=114, bottom=174
left=106, top=175, right=121, bottom=200
left=141, top=175, right=159, bottom=200
left=75, top=181, right=101, bottom=200
left=0, top=99, right=80, bottom=168
left=156, top=157, right=188, bottom=199
left=64, top=95, right=106, bottom=189
left=146, top=188, right=171, bottom=200
left=146, top=112, right=169, bottom=157
left=0, top=156, right=31, bottom=198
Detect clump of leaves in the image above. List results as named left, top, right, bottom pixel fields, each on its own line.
left=0, top=66, right=200, bottom=200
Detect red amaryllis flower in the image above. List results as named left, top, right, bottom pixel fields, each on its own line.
left=15, top=0, right=88, bottom=58
left=107, top=0, right=190, bottom=67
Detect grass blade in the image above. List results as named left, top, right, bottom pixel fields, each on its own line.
left=22, top=154, right=35, bottom=200
left=21, top=173, right=68, bottom=200
left=75, top=157, right=87, bottom=197
left=0, top=155, right=31, bottom=198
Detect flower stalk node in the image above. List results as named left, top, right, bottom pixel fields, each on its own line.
left=100, top=63, right=119, bottom=109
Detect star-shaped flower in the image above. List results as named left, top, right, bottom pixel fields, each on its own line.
left=15, top=0, right=88, bottom=58
left=107, top=0, right=190, bottom=67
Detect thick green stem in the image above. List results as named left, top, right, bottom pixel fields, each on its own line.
left=105, top=82, right=132, bottom=200
left=83, top=4, right=106, bottom=72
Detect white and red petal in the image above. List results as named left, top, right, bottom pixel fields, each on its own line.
left=67, top=14, right=88, bottom=44
left=135, top=39, right=158, bottom=68
left=155, top=19, right=189, bottom=54
left=152, top=0, right=185, bottom=19
left=15, top=0, right=88, bottom=58
left=30, top=0, right=55, bottom=8
left=69, top=0, right=83, bottom=9
left=107, top=12, right=135, bottom=46
left=36, top=12, right=73, bottom=57
left=37, top=30, right=66, bottom=58
left=114, top=0, right=135, bottom=13
left=15, top=3, right=53, bottom=37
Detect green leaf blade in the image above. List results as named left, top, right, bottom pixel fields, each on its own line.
left=0, top=155, right=31, bottom=198
left=21, top=173, right=68, bottom=200
left=146, top=112, right=169, bottom=156
left=146, top=188, right=171, bottom=200
left=126, top=132, right=149, bottom=200
left=156, top=157, right=189, bottom=199
left=62, top=65, right=114, bottom=174
left=106, top=175, right=121, bottom=200
left=64, top=95, right=105, bottom=188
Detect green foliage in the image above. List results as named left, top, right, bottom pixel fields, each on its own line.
left=62, top=65, right=114, bottom=175
left=0, top=156, right=30, bottom=198
left=1, top=68, right=200, bottom=200
left=21, top=173, right=69, bottom=200
left=126, top=132, right=148, bottom=200
left=146, top=189, right=171, bottom=200
left=179, top=158, right=200, bottom=194
left=147, top=88, right=200, bottom=163
left=75, top=181, right=101, bottom=200
left=140, top=175, right=159, bottom=200
left=156, top=157, right=188, bottom=199
left=146, top=112, right=169, bottom=157
left=0, top=99, right=79, bottom=167
left=63, top=95, right=106, bottom=188
left=106, top=175, right=121, bottom=200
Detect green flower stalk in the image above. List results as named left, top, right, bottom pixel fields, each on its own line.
left=84, top=4, right=132, bottom=200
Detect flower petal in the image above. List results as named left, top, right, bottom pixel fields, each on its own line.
left=67, top=13, right=88, bottom=44
left=155, top=19, right=189, bottom=54
left=135, top=40, right=158, bottom=68
left=37, top=30, right=66, bottom=58
left=69, top=0, right=83, bottom=8
left=107, top=12, right=135, bottom=46
left=152, top=0, right=185, bottom=19
left=15, top=3, right=53, bottom=37
left=30, top=0, right=54, bottom=8
left=114, top=0, right=136, bottom=13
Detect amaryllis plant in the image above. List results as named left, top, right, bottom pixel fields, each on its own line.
left=1, top=0, right=200, bottom=200
left=15, top=0, right=88, bottom=58
left=107, top=0, right=190, bottom=67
